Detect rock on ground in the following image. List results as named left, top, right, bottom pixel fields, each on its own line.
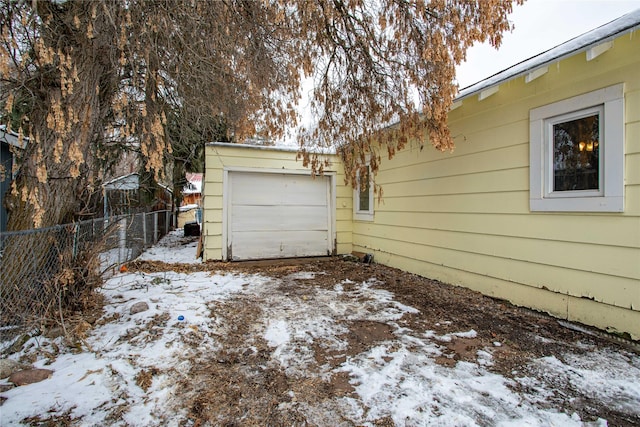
left=0, top=359, right=24, bottom=379
left=8, top=369, right=54, bottom=386
left=130, top=301, right=150, bottom=315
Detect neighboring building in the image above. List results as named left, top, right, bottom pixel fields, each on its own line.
left=182, top=172, right=203, bottom=206
left=0, top=127, right=26, bottom=233
left=177, top=172, right=203, bottom=228
left=102, top=173, right=141, bottom=217
left=102, top=172, right=173, bottom=217
left=202, top=11, right=640, bottom=339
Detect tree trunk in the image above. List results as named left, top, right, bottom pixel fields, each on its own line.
left=5, top=2, right=118, bottom=231
left=0, top=2, right=119, bottom=331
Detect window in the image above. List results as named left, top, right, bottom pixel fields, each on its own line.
left=354, top=166, right=374, bottom=221
left=529, top=84, right=624, bottom=212
left=550, top=107, right=602, bottom=194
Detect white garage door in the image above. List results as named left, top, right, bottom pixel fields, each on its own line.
left=227, top=171, right=332, bottom=260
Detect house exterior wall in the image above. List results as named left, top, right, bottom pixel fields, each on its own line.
left=0, top=141, right=13, bottom=233
left=353, top=31, right=640, bottom=338
left=203, top=143, right=352, bottom=261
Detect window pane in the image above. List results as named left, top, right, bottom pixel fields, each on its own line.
left=358, top=169, right=370, bottom=211
left=553, top=114, right=599, bottom=191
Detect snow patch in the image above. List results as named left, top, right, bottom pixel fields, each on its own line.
left=265, top=319, right=291, bottom=348
left=136, top=229, right=201, bottom=264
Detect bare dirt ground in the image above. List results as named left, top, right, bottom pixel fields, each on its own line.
left=124, top=258, right=640, bottom=427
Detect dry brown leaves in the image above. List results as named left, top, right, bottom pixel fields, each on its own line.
left=21, top=408, right=76, bottom=427
left=135, top=367, right=160, bottom=392
left=124, top=259, right=212, bottom=274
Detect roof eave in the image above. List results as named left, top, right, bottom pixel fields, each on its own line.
left=455, top=9, right=640, bottom=102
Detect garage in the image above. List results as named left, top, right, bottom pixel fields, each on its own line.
left=225, top=170, right=334, bottom=260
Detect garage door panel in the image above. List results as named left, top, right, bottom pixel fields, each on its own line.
left=279, top=178, right=328, bottom=205
left=232, top=205, right=329, bottom=232
left=231, top=173, right=283, bottom=205
left=232, top=173, right=328, bottom=206
left=227, top=171, right=332, bottom=260
left=231, top=230, right=329, bottom=260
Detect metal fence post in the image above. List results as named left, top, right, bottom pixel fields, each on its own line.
left=72, top=223, right=80, bottom=259
left=153, top=211, right=158, bottom=244
left=164, top=211, right=171, bottom=235
left=119, top=216, right=127, bottom=264
left=142, top=212, right=147, bottom=246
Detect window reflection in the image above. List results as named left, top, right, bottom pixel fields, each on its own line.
left=553, top=113, right=600, bottom=191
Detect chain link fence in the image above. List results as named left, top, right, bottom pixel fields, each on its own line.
left=0, top=210, right=172, bottom=344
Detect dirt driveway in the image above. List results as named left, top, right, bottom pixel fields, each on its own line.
left=136, top=258, right=640, bottom=426
left=2, top=255, right=639, bottom=426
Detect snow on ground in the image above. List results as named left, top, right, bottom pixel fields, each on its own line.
left=0, top=270, right=259, bottom=425
left=1, top=232, right=639, bottom=426
left=136, top=229, right=201, bottom=264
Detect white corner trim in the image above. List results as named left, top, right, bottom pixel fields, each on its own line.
left=586, top=41, right=614, bottom=61
left=525, top=66, right=549, bottom=84
left=221, top=169, right=229, bottom=260
left=478, top=86, right=499, bottom=101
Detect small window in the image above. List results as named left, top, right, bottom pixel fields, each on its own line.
left=549, top=107, right=602, bottom=195
left=530, top=84, right=624, bottom=212
left=354, top=166, right=374, bottom=221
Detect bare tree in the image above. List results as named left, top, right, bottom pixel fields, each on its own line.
left=1, top=0, right=519, bottom=230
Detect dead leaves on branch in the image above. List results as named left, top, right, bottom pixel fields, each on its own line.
left=2, top=0, right=520, bottom=227
left=294, top=0, right=521, bottom=187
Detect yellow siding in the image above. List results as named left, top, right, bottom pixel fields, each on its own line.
left=203, top=144, right=352, bottom=260
left=353, top=32, right=640, bottom=338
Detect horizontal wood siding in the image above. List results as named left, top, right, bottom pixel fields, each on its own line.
left=353, top=32, right=640, bottom=338
left=203, top=145, right=352, bottom=260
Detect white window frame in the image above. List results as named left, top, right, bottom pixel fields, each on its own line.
left=544, top=105, right=604, bottom=199
left=353, top=165, right=374, bottom=221
left=529, top=83, right=624, bottom=212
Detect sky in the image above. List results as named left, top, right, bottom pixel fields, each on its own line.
left=455, top=0, right=640, bottom=88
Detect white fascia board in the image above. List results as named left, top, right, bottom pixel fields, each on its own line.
left=525, top=66, right=549, bottom=83
left=478, top=86, right=499, bottom=101
left=0, top=128, right=27, bottom=149
left=586, top=41, right=614, bottom=61
left=103, top=173, right=140, bottom=190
